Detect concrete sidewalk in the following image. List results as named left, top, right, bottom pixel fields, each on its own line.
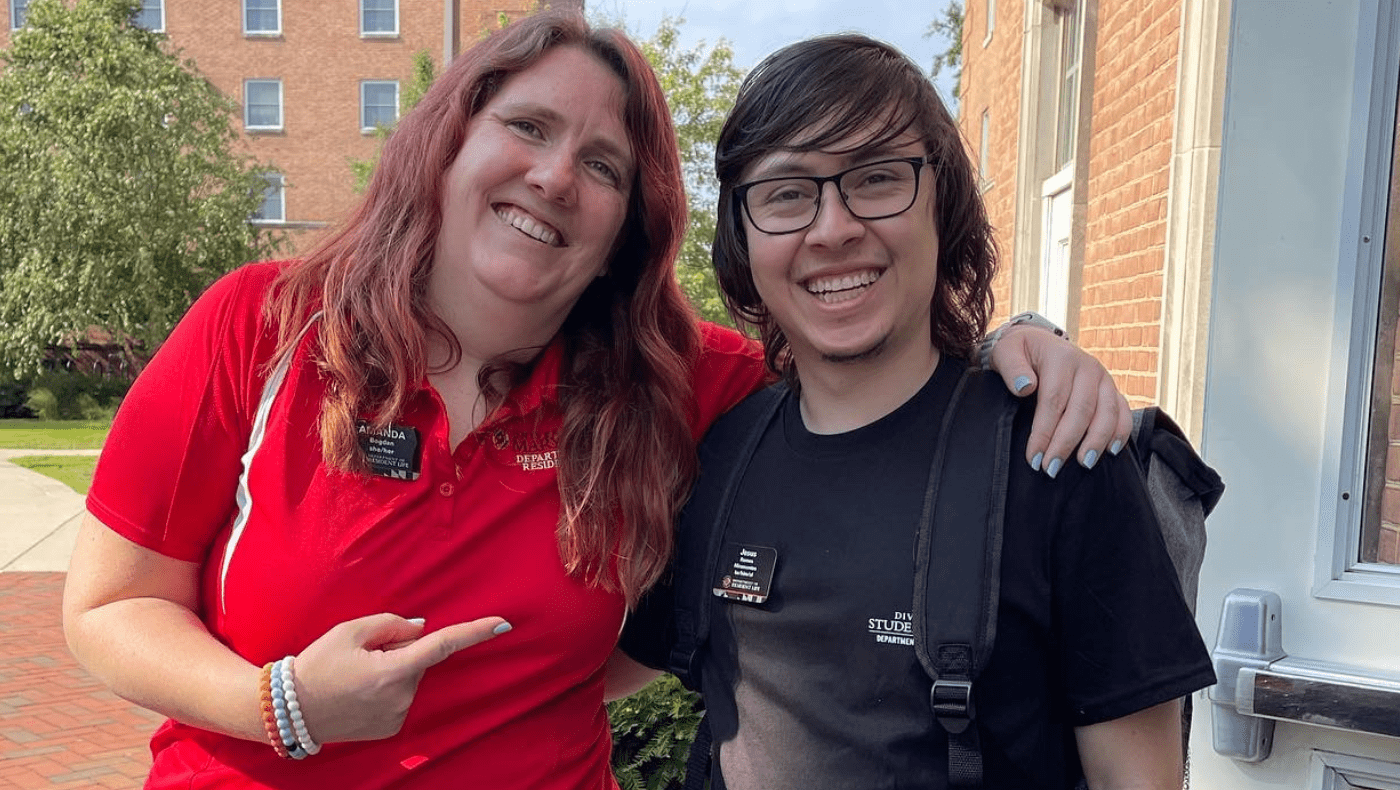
left=1, top=449, right=161, bottom=788
left=0, top=449, right=97, bottom=574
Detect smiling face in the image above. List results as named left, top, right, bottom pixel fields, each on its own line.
left=430, top=45, right=634, bottom=338
left=740, top=127, right=939, bottom=369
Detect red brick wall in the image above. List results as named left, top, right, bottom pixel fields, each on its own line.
left=1078, top=0, right=1181, bottom=405
left=959, top=0, right=1024, bottom=325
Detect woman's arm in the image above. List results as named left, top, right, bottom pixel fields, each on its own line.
left=986, top=322, right=1133, bottom=476
left=603, top=647, right=662, bottom=701
left=1075, top=698, right=1184, bottom=790
left=63, top=513, right=509, bottom=744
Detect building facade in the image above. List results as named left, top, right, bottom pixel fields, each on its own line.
left=2, top=0, right=557, bottom=254
left=962, top=1, right=1400, bottom=787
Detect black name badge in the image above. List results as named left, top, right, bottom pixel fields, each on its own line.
left=356, top=421, right=421, bottom=481
left=712, top=543, right=777, bottom=604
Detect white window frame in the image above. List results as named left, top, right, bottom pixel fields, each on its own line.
left=243, top=79, right=283, bottom=131
left=252, top=173, right=285, bottom=224
left=983, top=0, right=995, bottom=46
left=133, top=0, right=164, bottom=31
left=9, top=0, right=27, bottom=31
left=360, top=80, right=399, bottom=132
left=243, top=0, right=280, bottom=36
left=360, top=0, right=398, bottom=37
left=1318, top=0, right=1400, bottom=608
left=979, top=109, right=990, bottom=178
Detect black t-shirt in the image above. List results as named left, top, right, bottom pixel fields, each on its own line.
left=623, top=357, right=1216, bottom=789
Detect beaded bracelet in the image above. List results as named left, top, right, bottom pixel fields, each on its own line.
left=270, top=658, right=306, bottom=759
left=281, top=655, right=321, bottom=756
left=258, top=662, right=289, bottom=759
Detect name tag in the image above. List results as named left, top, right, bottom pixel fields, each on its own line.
left=356, top=421, right=421, bottom=481
left=713, top=543, right=777, bottom=604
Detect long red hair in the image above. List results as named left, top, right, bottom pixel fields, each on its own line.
left=268, top=9, right=697, bottom=607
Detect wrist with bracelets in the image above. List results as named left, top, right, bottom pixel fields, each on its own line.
left=259, top=655, right=321, bottom=759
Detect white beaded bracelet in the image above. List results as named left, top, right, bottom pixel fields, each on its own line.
left=270, top=658, right=305, bottom=759
left=282, top=655, right=321, bottom=757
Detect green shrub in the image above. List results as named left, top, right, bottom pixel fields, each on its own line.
left=25, top=387, right=59, bottom=420
left=22, top=370, right=128, bottom=421
left=609, top=674, right=703, bottom=790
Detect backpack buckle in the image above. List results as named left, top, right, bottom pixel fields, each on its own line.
left=931, top=678, right=974, bottom=734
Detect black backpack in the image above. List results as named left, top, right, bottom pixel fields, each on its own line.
left=663, top=367, right=1225, bottom=788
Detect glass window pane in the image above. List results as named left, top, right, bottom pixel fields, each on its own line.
left=362, top=0, right=395, bottom=33
left=245, top=81, right=281, bottom=128
left=11, top=0, right=28, bottom=30
left=244, top=0, right=277, bottom=33
left=133, top=0, right=162, bottom=30
left=361, top=81, right=398, bottom=130
left=253, top=175, right=284, bottom=222
left=1361, top=119, right=1400, bottom=568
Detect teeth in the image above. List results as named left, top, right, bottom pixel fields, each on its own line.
left=496, top=206, right=562, bottom=247
left=805, top=270, right=881, bottom=297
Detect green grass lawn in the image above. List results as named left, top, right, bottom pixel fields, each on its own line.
left=0, top=419, right=110, bottom=449
left=9, top=454, right=98, bottom=495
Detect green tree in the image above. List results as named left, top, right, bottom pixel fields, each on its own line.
left=635, top=16, right=744, bottom=325
left=349, top=49, right=436, bottom=193
left=928, top=0, right=965, bottom=97
left=0, top=0, right=281, bottom=380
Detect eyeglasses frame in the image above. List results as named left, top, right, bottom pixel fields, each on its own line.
left=734, top=154, right=934, bottom=236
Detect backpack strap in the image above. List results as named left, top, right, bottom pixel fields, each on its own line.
left=914, top=368, right=1017, bottom=788
left=666, top=384, right=787, bottom=689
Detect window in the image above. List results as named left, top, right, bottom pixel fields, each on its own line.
left=360, top=80, right=399, bottom=132
left=361, top=0, right=397, bottom=36
left=1053, top=4, right=1084, bottom=170
left=244, top=80, right=283, bottom=131
left=9, top=0, right=27, bottom=30
left=133, top=0, right=163, bottom=31
left=252, top=174, right=285, bottom=223
left=979, top=110, right=990, bottom=178
left=243, top=0, right=279, bottom=35
left=984, top=0, right=996, bottom=44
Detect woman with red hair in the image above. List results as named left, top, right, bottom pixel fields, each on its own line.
left=61, top=8, right=1127, bottom=789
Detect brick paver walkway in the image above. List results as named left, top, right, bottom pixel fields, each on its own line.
left=0, top=572, right=161, bottom=789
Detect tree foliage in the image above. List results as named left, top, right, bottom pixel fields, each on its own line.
left=927, top=0, right=965, bottom=93
left=634, top=16, right=744, bottom=325
left=0, top=0, right=281, bottom=379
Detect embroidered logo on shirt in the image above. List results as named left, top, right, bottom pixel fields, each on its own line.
left=515, top=450, right=558, bottom=471
left=868, top=610, right=915, bottom=646
left=510, top=431, right=559, bottom=471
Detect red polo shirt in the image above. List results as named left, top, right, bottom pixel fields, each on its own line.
left=87, top=261, right=767, bottom=789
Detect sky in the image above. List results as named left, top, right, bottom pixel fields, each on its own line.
left=589, top=0, right=960, bottom=106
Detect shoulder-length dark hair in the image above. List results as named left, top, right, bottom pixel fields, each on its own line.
left=268, top=8, right=697, bottom=607
left=711, top=34, right=997, bottom=380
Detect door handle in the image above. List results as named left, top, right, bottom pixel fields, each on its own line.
left=1209, top=588, right=1400, bottom=763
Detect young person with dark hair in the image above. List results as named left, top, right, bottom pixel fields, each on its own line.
left=64, top=11, right=1134, bottom=789
left=617, top=34, right=1215, bottom=790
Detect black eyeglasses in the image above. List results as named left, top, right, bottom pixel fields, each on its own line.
left=735, top=155, right=932, bottom=235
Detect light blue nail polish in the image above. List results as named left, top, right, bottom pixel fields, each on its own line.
left=1047, top=457, right=1063, bottom=479
left=1013, top=375, right=1032, bottom=394
left=1110, top=439, right=1124, bottom=456
left=1030, top=452, right=1043, bottom=472
left=406, top=617, right=426, bottom=626
left=1082, top=449, right=1098, bottom=470
left=493, top=621, right=513, bottom=635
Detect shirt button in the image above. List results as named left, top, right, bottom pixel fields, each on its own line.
left=438, top=482, right=454, bottom=497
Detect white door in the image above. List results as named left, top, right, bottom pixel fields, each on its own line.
left=1192, top=0, right=1400, bottom=787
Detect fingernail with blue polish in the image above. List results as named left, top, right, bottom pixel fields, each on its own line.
left=1013, top=375, right=1032, bottom=394
left=407, top=617, right=426, bottom=626
left=1030, top=452, right=1044, bottom=472
left=493, top=621, right=514, bottom=635
left=1110, top=439, right=1124, bottom=456
left=1046, top=457, right=1064, bottom=479
left=1082, top=449, right=1098, bottom=470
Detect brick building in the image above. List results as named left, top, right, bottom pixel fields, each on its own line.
left=2, top=0, right=560, bottom=254
left=962, top=3, right=1400, bottom=784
